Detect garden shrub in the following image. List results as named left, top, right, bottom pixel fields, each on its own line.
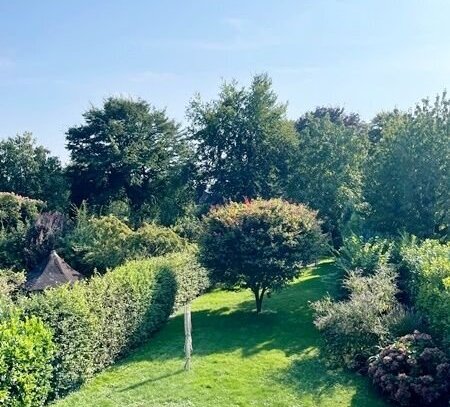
left=128, top=223, right=188, bottom=259
left=368, top=331, right=450, bottom=406
left=20, top=250, right=208, bottom=399
left=64, top=208, right=189, bottom=274
left=64, top=211, right=133, bottom=273
left=337, top=234, right=393, bottom=275
left=401, top=239, right=450, bottom=345
left=0, top=193, right=43, bottom=231
left=0, top=193, right=44, bottom=270
left=200, top=198, right=326, bottom=312
left=312, top=265, right=404, bottom=369
left=0, top=314, right=54, bottom=407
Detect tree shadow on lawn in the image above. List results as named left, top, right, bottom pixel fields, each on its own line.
left=116, top=261, right=385, bottom=405
left=123, top=270, right=326, bottom=365
left=275, top=352, right=389, bottom=407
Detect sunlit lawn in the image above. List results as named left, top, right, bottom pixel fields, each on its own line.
left=54, top=261, right=387, bottom=407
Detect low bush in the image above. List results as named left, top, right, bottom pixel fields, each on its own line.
left=312, top=265, right=404, bottom=369
left=337, top=234, right=393, bottom=275
left=368, top=331, right=450, bottom=406
left=128, top=223, right=188, bottom=259
left=20, top=250, right=208, bottom=399
left=0, top=315, right=54, bottom=407
left=64, top=211, right=133, bottom=273
left=200, top=198, right=326, bottom=312
left=401, top=239, right=450, bottom=345
left=64, top=208, right=189, bottom=274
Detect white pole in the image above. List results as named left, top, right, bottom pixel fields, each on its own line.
left=184, top=303, right=192, bottom=371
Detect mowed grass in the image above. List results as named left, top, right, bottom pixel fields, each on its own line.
left=54, top=261, right=387, bottom=407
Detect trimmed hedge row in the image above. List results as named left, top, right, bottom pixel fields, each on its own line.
left=0, top=250, right=208, bottom=405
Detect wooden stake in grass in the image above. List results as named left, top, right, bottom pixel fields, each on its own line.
left=184, top=303, right=192, bottom=371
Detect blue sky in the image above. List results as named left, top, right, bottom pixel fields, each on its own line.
left=1, top=1, right=449, bottom=160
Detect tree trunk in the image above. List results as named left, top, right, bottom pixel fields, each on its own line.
left=253, top=287, right=266, bottom=314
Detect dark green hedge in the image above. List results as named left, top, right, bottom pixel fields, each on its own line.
left=16, top=249, right=208, bottom=402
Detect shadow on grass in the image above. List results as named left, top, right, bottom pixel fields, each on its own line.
left=118, top=369, right=184, bottom=392
left=115, top=261, right=385, bottom=405
left=275, top=353, right=388, bottom=407
left=120, top=262, right=339, bottom=365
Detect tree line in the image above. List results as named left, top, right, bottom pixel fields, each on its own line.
left=0, top=74, right=448, bottom=243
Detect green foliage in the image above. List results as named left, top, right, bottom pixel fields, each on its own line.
left=337, top=234, right=393, bottom=275
left=0, top=315, right=54, bottom=407
left=64, top=211, right=133, bottom=273
left=200, top=198, right=325, bottom=312
left=128, top=223, right=188, bottom=259
left=0, top=193, right=44, bottom=270
left=66, top=97, right=193, bottom=223
left=64, top=206, right=189, bottom=273
left=365, top=94, right=450, bottom=237
left=20, top=251, right=208, bottom=399
left=188, top=74, right=297, bottom=204
left=0, top=192, right=43, bottom=231
left=0, top=133, right=69, bottom=211
left=0, top=269, right=25, bottom=302
left=401, top=239, right=450, bottom=345
left=21, top=286, right=97, bottom=398
left=312, top=266, right=404, bottom=369
left=288, top=107, right=368, bottom=245
left=368, top=331, right=450, bottom=406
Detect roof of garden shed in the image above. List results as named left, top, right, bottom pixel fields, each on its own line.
left=25, top=250, right=84, bottom=291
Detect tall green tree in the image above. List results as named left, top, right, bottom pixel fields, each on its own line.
left=365, top=94, right=450, bottom=237
left=66, top=97, right=193, bottom=224
left=187, top=74, right=297, bottom=204
left=288, top=107, right=368, bottom=244
left=0, top=133, right=68, bottom=210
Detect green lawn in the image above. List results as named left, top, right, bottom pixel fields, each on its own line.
left=54, top=261, right=387, bottom=407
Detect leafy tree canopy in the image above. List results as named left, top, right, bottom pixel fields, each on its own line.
left=188, top=73, right=297, bottom=204
left=0, top=133, right=68, bottom=210
left=365, top=93, right=450, bottom=237
left=288, top=107, right=368, bottom=244
left=66, top=97, right=192, bottom=224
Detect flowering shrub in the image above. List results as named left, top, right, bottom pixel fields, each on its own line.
left=368, top=331, right=450, bottom=406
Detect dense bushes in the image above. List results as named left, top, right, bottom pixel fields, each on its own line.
left=0, top=315, right=54, bottom=407
left=337, top=234, right=393, bottom=275
left=64, top=209, right=189, bottom=274
left=312, top=266, right=404, bottom=369
left=0, top=193, right=44, bottom=270
left=128, top=222, right=188, bottom=259
left=368, top=331, right=450, bottom=406
left=200, top=198, right=326, bottom=312
left=19, top=250, right=208, bottom=400
left=401, top=240, right=450, bottom=345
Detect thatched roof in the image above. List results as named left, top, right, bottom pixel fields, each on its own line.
left=25, top=251, right=84, bottom=291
